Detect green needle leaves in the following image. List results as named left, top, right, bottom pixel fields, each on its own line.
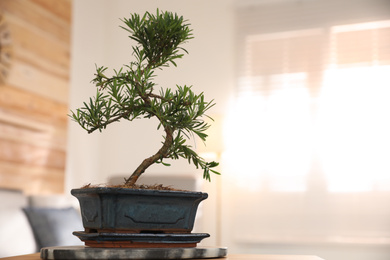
left=70, top=9, right=219, bottom=185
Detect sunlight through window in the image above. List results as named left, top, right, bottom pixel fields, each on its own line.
left=318, top=66, right=390, bottom=192
left=229, top=20, right=390, bottom=193
left=225, top=74, right=310, bottom=192
left=318, top=20, right=390, bottom=192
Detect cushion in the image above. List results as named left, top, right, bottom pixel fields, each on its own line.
left=23, top=207, right=84, bottom=249
left=0, top=208, right=37, bottom=257
left=0, top=188, right=28, bottom=209
left=0, top=188, right=36, bottom=257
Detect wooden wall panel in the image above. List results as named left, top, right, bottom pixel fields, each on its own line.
left=0, top=0, right=71, bottom=194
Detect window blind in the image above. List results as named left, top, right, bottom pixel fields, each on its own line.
left=221, top=1, right=390, bottom=253
left=227, top=0, right=390, bottom=192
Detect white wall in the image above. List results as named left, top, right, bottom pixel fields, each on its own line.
left=66, top=0, right=108, bottom=189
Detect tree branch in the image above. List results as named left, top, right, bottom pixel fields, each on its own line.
left=86, top=109, right=133, bottom=134
left=124, top=125, right=174, bottom=186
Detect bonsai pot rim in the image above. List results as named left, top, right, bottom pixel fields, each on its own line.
left=71, top=187, right=208, bottom=199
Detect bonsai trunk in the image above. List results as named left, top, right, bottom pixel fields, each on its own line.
left=125, top=126, right=174, bottom=186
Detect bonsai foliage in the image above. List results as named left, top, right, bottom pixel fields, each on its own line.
left=70, top=10, right=219, bottom=187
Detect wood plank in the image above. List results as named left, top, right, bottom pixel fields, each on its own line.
left=0, top=160, right=65, bottom=194
left=0, top=0, right=71, bottom=195
left=7, top=16, right=70, bottom=70
left=13, top=43, right=69, bottom=81
left=0, top=135, right=66, bottom=169
left=5, top=9, right=70, bottom=104
left=30, top=0, right=72, bottom=24
left=0, top=110, right=67, bottom=151
left=0, top=109, right=52, bottom=133
left=0, top=84, right=68, bottom=126
left=7, top=60, right=69, bottom=104
left=0, top=0, right=71, bottom=43
left=0, top=253, right=41, bottom=260
left=0, top=109, right=68, bottom=151
left=0, top=121, right=67, bottom=151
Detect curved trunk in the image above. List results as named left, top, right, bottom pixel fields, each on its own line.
left=125, top=126, right=174, bottom=186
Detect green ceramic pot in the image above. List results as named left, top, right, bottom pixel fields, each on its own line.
left=71, top=187, right=208, bottom=234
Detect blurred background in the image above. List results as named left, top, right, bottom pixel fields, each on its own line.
left=1, top=0, right=390, bottom=259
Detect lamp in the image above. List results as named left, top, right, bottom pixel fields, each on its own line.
left=197, top=114, right=224, bottom=160
left=197, top=114, right=224, bottom=246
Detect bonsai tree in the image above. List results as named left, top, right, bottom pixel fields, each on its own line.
left=70, top=9, right=219, bottom=187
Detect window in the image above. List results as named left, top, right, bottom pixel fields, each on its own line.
left=220, top=2, right=390, bottom=253
left=226, top=20, right=390, bottom=192
left=318, top=21, right=390, bottom=192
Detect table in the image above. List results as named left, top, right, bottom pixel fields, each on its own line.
left=1, top=253, right=324, bottom=260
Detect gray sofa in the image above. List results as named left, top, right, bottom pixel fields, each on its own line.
left=0, top=188, right=83, bottom=257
